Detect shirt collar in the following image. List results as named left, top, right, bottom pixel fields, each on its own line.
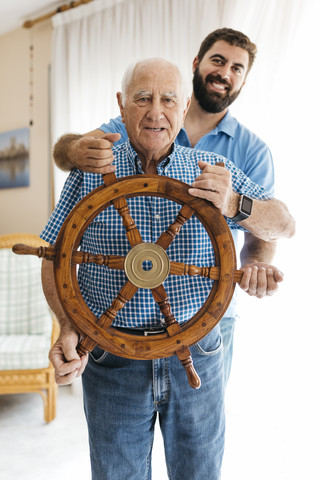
left=215, top=110, right=237, bottom=138
left=125, top=139, right=176, bottom=174
left=178, top=109, right=237, bottom=141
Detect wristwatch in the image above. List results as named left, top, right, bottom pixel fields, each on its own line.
left=230, top=194, right=253, bottom=222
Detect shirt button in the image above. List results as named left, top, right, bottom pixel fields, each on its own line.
left=155, top=214, right=160, bottom=220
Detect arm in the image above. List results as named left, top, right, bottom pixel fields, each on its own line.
left=42, top=258, right=88, bottom=385
left=238, top=233, right=284, bottom=298
left=54, top=130, right=121, bottom=173
left=189, top=160, right=295, bottom=241
left=237, top=197, right=295, bottom=241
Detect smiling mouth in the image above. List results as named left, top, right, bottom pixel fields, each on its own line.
left=206, top=74, right=230, bottom=94
left=210, top=82, right=227, bottom=91
left=144, top=127, right=165, bottom=132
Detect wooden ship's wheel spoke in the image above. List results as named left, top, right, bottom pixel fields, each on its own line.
left=169, top=260, right=243, bottom=282
left=156, top=203, right=195, bottom=250
left=151, top=283, right=201, bottom=389
left=78, top=280, right=138, bottom=355
left=103, top=172, right=143, bottom=247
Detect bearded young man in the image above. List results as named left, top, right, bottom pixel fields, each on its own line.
left=52, top=28, right=295, bottom=383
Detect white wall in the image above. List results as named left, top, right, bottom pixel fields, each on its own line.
left=0, top=22, right=52, bottom=235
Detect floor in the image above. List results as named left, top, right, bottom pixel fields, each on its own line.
left=0, top=379, right=167, bottom=480
left=0, top=381, right=91, bottom=480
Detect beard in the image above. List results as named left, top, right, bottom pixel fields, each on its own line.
left=193, top=67, right=242, bottom=113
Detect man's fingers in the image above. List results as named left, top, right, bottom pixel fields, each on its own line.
left=81, top=132, right=120, bottom=152
left=273, top=269, right=284, bottom=283
left=56, top=358, right=82, bottom=375
left=101, top=132, right=121, bottom=143
left=49, top=339, right=89, bottom=385
left=239, top=263, right=283, bottom=299
left=265, top=268, right=280, bottom=296
left=86, top=133, right=120, bottom=150
left=197, top=160, right=225, bottom=173
left=77, top=162, right=116, bottom=174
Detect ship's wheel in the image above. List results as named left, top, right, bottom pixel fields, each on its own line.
left=13, top=172, right=243, bottom=389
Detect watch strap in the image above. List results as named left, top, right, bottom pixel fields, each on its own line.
left=230, top=195, right=253, bottom=222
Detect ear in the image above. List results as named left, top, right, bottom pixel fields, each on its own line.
left=240, top=79, right=246, bottom=90
left=116, top=92, right=125, bottom=123
left=192, top=56, right=199, bottom=73
left=183, top=97, right=191, bottom=121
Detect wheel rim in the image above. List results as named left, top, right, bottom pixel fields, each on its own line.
left=54, top=174, right=237, bottom=360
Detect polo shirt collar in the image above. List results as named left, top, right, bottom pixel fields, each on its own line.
left=215, top=110, right=237, bottom=138
left=178, top=109, right=237, bottom=141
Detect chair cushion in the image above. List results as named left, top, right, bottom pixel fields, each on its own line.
left=0, top=249, right=52, bottom=335
left=0, top=334, right=51, bottom=369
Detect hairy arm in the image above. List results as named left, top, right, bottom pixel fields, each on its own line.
left=238, top=197, right=295, bottom=241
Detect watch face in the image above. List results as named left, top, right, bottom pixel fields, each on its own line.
left=242, top=196, right=253, bottom=215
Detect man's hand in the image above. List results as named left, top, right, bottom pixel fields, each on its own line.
left=49, top=327, right=88, bottom=385
left=54, top=131, right=121, bottom=173
left=69, top=132, right=121, bottom=174
left=239, top=263, right=284, bottom=298
left=188, top=160, right=239, bottom=217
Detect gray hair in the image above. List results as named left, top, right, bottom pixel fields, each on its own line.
left=120, top=58, right=189, bottom=108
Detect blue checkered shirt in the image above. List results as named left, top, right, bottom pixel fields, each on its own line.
left=41, top=140, right=271, bottom=328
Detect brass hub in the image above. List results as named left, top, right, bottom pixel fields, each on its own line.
left=124, top=243, right=170, bottom=289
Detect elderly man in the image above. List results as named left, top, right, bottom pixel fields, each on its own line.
left=42, top=58, right=286, bottom=480
left=53, top=28, right=295, bottom=384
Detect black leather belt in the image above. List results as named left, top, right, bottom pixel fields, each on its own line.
left=114, top=326, right=167, bottom=336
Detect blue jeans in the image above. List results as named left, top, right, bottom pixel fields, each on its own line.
left=219, top=316, right=237, bottom=384
left=82, top=328, right=225, bottom=480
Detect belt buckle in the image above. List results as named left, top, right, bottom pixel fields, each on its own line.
left=144, top=328, right=165, bottom=336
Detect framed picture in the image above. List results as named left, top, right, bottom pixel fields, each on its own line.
left=0, top=127, right=30, bottom=189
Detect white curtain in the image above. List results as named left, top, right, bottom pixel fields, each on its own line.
left=51, top=0, right=309, bottom=199
left=51, top=1, right=320, bottom=479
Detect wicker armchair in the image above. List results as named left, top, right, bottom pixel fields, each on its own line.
left=0, top=233, right=59, bottom=423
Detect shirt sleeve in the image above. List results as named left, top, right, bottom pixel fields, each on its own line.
left=40, top=170, right=83, bottom=245
left=242, top=140, right=274, bottom=195
left=223, top=157, right=272, bottom=231
left=224, top=158, right=272, bottom=199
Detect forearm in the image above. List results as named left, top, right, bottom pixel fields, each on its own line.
left=239, top=197, right=295, bottom=241
left=53, top=134, right=82, bottom=171
left=240, top=233, right=277, bottom=266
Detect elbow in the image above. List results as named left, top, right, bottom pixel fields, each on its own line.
left=278, top=203, right=296, bottom=239
left=268, top=215, right=296, bottom=242
left=270, top=200, right=296, bottom=240
left=253, top=213, right=296, bottom=243
left=285, top=215, right=296, bottom=238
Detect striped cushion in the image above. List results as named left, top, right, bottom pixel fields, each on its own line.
left=0, top=334, right=51, bottom=370
left=0, top=249, right=52, bottom=335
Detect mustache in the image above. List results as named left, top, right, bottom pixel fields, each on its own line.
left=205, top=73, right=231, bottom=91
